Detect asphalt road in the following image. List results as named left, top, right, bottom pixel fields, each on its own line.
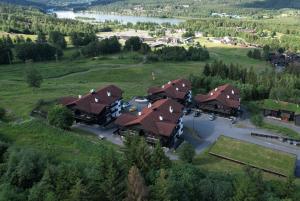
left=182, top=113, right=300, bottom=176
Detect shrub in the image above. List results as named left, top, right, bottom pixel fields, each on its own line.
left=178, top=143, right=195, bottom=163
left=251, top=114, right=264, bottom=127
left=0, top=107, right=6, bottom=120
left=124, top=37, right=142, bottom=51
left=26, top=67, right=43, bottom=88
left=48, top=105, right=74, bottom=130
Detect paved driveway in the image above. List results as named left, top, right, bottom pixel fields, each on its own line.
left=183, top=113, right=300, bottom=176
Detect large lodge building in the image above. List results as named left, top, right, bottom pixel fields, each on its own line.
left=60, top=85, right=123, bottom=125
left=115, top=99, right=184, bottom=147
left=147, top=79, right=192, bottom=105
left=195, top=84, right=241, bottom=116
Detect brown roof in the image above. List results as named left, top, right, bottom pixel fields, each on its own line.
left=148, top=79, right=191, bottom=100
left=61, top=85, right=123, bottom=115
left=115, top=99, right=183, bottom=137
left=195, top=84, right=240, bottom=109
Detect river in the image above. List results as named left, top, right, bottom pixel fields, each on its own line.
left=54, top=11, right=185, bottom=25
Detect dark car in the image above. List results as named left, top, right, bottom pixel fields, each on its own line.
left=194, top=110, right=201, bottom=117
left=183, top=108, right=192, bottom=115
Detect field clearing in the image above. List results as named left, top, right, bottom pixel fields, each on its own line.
left=209, top=136, right=296, bottom=177
left=0, top=120, right=117, bottom=164
left=0, top=43, right=271, bottom=118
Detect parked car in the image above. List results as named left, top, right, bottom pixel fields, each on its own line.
left=129, top=106, right=137, bottom=112
left=183, top=108, right=192, bottom=115
left=98, top=135, right=106, bottom=140
left=209, top=114, right=216, bottom=121
left=194, top=110, right=201, bottom=117
left=230, top=117, right=237, bottom=124
left=122, top=102, right=131, bottom=109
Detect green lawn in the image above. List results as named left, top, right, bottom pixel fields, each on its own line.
left=0, top=45, right=271, bottom=119
left=209, top=136, right=296, bottom=177
left=0, top=120, right=117, bottom=164
left=261, top=99, right=300, bottom=114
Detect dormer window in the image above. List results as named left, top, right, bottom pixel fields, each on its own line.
left=168, top=81, right=171, bottom=84
left=78, top=95, right=82, bottom=99
left=138, top=112, right=142, bottom=116
left=159, top=116, right=163, bottom=121
left=107, top=91, right=111, bottom=97
left=231, top=90, right=234, bottom=95
left=95, top=98, right=99, bottom=102
left=169, top=106, right=173, bottom=113
left=215, top=88, right=218, bottom=91
left=176, top=87, right=179, bottom=91
left=90, top=89, right=95, bottom=94
left=210, top=92, right=213, bottom=96
left=162, top=85, right=165, bottom=88
left=227, top=95, right=230, bottom=99
left=148, top=103, right=152, bottom=108
left=182, top=83, right=186, bottom=87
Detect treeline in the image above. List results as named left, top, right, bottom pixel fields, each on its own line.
left=191, top=60, right=300, bottom=103
left=0, top=132, right=298, bottom=201
left=0, top=3, right=98, bottom=35
left=0, top=32, right=65, bottom=64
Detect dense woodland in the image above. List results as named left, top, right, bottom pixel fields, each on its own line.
left=0, top=131, right=298, bottom=201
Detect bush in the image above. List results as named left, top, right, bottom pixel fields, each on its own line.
left=251, top=114, right=264, bottom=127
left=48, top=105, right=74, bottom=130
left=124, top=37, right=142, bottom=51
left=82, top=36, right=121, bottom=57
left=0, top=107, right=6, bottom=120
left=155, top=46, right=187, bottom=61
left=178, top=143, right=195, bottom=163
left=26, top=67, right=43, bottom=88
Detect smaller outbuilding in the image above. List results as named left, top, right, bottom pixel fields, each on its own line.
left=194, top=84, right=241, bottom=116
left=261, top=99, right=300, bottom=125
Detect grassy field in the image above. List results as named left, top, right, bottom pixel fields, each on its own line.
left=0, top=120, right=117, bottom=164
left=0, top=44, right=271, bottom=119
left=209, top=136, right=296, bottom=177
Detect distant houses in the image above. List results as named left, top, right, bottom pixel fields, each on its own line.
left=60, top=85, right=123, bottom=125
left=194, top=84, right=241, bottom=116
left=115, top=99, right=184, bottom=147
left=147, top=79, right=192, bottom=105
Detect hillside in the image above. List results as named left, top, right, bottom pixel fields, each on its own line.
left=92, top=0, right=300, bottom=17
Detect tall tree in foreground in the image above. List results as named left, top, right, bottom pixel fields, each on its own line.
left=48, top=105, right=74, bottom=130
left=48, top=31, right=67, bottom=49
left=126, top=166, right=149, bottom=201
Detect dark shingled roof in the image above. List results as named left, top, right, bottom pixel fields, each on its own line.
left=61, top=85, right=123, bottom=115
left=148, top=79, right=191, bottom=100
left=115, top=99, right=183, bottom=137
left=194, top=84, right=240, bottom=109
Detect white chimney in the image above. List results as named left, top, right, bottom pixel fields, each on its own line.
left=159, top=115, right=163, bottom=121
left=210, top=92, right=213, bottom=96
left=231, top=90, right=234, bottom=95
left=182, top=83, right=186, bottom=87
left=95, top=98, right=99, bottom=102
left=168, top=81, right=171, bottom=84
left=176, top=87, right=179, bottom=91
left=169, top=106, right=173, bottom=113
left=215, top=88, right=218, bottom=91
left=90, top=89, right=95, bottom=93
left=107, top=91, right=111, bottom=97
left=78, top=95, right=82, bottom=99
left=148, top=103, right=152, bottom=108
left=138, top=112, right=142, bottom=116
left=162, top=85, right=165, bottom=88
left=227, top=95, right=230, bottom=99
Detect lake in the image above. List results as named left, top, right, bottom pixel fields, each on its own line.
left=54, top=11, right=185, bottom=25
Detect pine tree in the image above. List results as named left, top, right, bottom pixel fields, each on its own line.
left=203, top=63, right=211, bottom=76
left=150, top=169, right=170, bottom=201
left=126, top=166, right=149, bottom=201
left=69, top=179, right=87, bottom=201
left=150, top=143, right=171, bottom=170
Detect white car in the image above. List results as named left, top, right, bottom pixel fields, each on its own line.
left=208, top=114, right=216, bottom=121
left=98, top=135, right=106, bottom=140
